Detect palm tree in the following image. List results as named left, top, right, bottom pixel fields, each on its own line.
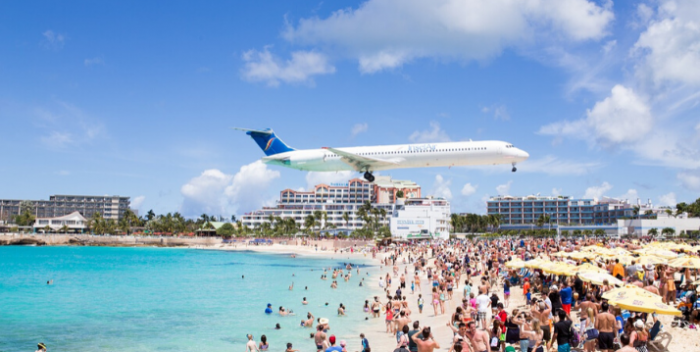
left=342, top=212, right=350, bottom=229
left=632, top=205, right=640, bottom=219
left=146, top=209, right=156, bottom=221
left=664, top=209, right=673, bottom=218
left=583, top=229, right=592, bottom=236
left=648, top=228, right=658, bottom=238
left=59, top=224, right=70, bottom=233
left=379, top=208, right=387, bottom=226
left=661, top=227, right=675, bottom=237
left=560, top=230, right=570, bottom=237
left=450, top=214, right=462, bottom=233
left=304, top=215, right=315, bottom=235
left=43, top=225, right=51, bottom=233
left=594, top=229, right=605, bottom=236
left=322, top=212, right=328, bottom=230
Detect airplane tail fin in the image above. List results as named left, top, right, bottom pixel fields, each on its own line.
left=234, top=128, right=295, bottom=156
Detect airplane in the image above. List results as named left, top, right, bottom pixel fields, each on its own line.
left=236, top=128, right=529, bottom=182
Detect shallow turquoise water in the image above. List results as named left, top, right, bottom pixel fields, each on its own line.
left=0, top=246, right=379, bottom=352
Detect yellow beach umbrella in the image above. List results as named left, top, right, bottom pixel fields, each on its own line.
left=505, top=259, right=526, bottom=269
left=602, top=285, right=661, bottom=301
left=668, top=256, right=700, bottom=269
left=579, top=272, right=624, bottom=286
left=605, top=289, right=681, bottom=316
left=544, top=263, right=577, bottom=276
left=572, top=263, right=607, bottom=275
left=524, top=258, right=547, bottom=269
left=647, top=249, right=680, bottom=259
left=635, top=255, right=667, bottom=266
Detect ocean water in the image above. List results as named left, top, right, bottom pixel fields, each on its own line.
left=0, top=246, right=380, bottom=352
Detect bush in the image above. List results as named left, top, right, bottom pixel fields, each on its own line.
left=216, top=223, right=236, bottom=238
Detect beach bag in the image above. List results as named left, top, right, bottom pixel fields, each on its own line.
left=569, top=323, right=581, bottom=347
left=490, top=336, right=501, bottom=351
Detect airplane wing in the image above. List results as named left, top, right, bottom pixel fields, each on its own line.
left=323, top=147, right=398, bottom=171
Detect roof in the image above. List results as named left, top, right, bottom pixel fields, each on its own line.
left=35, top=211, right=87, bottom=221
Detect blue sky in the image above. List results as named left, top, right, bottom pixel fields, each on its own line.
left=2, top=0, right=700, bottom=218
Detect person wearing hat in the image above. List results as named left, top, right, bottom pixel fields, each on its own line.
left=265, top=304, right=273, bottom=314
left=339, top=340, right=348, bottom=352
left=325, top=335, right=342, bottom=352
left=36, top=343, right=47, bottom=352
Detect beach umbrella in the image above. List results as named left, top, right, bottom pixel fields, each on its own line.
left=524, top=258, right=547, bottom=269
left=646, top=249, right=679, bottom=259
left=572, top=263, right=607, bottom=275
left=505, top=259, right=526, bottom=269
left=635, top=255, right=668, bottom=266
left=667, top=256, right=700, bottom=269
left=579, top=272, right=624, bottom=286
left=604, top=288, right=681, bottom=316
left=544, top=263, right=578, bottom=276
left=602, top=285, right=661, bottom=301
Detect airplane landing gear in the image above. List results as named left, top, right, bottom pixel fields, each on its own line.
left=512, top=163, right=517, bottom=172
left=363, top=171, right=375, bottom=182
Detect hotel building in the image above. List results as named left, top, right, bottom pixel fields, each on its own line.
left=0, top=195, right=131, bottom=223
left=487, top=195, right=596, bottom=226
left=241, top=176, right=420, bottom=230
left=390, top=197, right=451, bottom=240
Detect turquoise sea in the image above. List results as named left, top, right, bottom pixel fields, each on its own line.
left=0, top=246, right=379, bottom=352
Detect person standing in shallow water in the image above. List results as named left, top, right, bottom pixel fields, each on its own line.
left=246, top=334, right=259, bottom=352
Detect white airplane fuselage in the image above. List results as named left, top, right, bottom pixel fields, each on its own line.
left=261, top=140, right=529, bottom=172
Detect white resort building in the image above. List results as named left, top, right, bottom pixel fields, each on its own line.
left=390, top=197, right=451, bottom=240
left=33, top=211, right=88, bottom=233
left=241, top=176, right=421, bottom=231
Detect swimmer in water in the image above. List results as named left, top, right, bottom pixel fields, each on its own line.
left=302, top=297, right=308, bottom=305
left=275, top=323, right=281, bottom=329
left=289, top=282, right=294, bottom=291
left=265, top=304, right=273, bottom=314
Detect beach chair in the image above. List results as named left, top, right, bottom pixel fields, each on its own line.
left=647, top=320, right=672, bottom=352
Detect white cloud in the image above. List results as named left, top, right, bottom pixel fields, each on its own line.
left=131, top=196, right=146, bottom=210
left=84, top=57, right=104, bottom=66
left=678, top=170, right=700, bottom=191
left=305, top=171, right=355, bottom=190
left=552, top=188, right=562, bottom=196
left=461, top=183, right=477, bottom=197
left=496, top=180, right=512, bottom=195
left=224, top=161, right=281, bottom=213
left=180, top=161, right=281, bottom=217
left=633, top=1, right=700, bottom=87
left=41, top=131, right=74, bottom=148
left=431, top=175, right=452, bottom=200
left=539, top=85, right=653, bottom=147
left=617, top=189, right=640, bottom=203
left=283, top=0, right=613, bottom=73
left=350, top=123, right=368, bottom=138
left=241, top=48, right=335, bottom=87
left=34, top=101, right=105, bottom=150
left=659, top=192, right=677, bottom=207
left=481, top=104, right=510, bottom=120
left=181, top=169, right=233, bottom=216
left=409, top=121, right=451, bottom=143
left=583, top=181, right=612, bottom=199
left=42, top=30, right=65, bottom=49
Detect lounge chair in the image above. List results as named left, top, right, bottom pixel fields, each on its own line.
left=647, top=320, right=672, bottom=352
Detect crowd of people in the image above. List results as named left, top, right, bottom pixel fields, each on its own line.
left=369, top=237, right=698, bottom=352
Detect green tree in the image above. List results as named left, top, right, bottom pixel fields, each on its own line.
left=304, top=215, right=315, bottom=235
left=342, top=212, right=350, bottom=229
left=661, top=227, right=675, bottom=237
left=648, top=228, right=658, bottom=238
left=560, top=230, right=569, bottom=237
left=572, top=229, right=582, bottom=236
left=14, top=201, right=36, bottom=226
left=146, top=209, right=156, bottom=221
left=395, top=189, right=404, bottom=199
left=216, top=223, right=236, bottom=238
left=594, top=229, right=605, bottom=236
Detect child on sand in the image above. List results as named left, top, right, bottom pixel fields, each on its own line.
left=418, top=294, right=424, bottom=314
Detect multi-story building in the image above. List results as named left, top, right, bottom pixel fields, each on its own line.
left=487, top=195, right=596, bottom=226
left=390, top=197, right=451, bottom=240
left=0, top=195, right=131, bottom=223
left=593, top=197, right=655, bottom=225
left=241, top=176, right=420, bottom=230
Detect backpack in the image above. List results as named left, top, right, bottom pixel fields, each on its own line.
left=569, top=321, right=580, bottom=347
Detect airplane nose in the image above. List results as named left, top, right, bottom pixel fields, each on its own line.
left=520, top=149, right=529, bottom=160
